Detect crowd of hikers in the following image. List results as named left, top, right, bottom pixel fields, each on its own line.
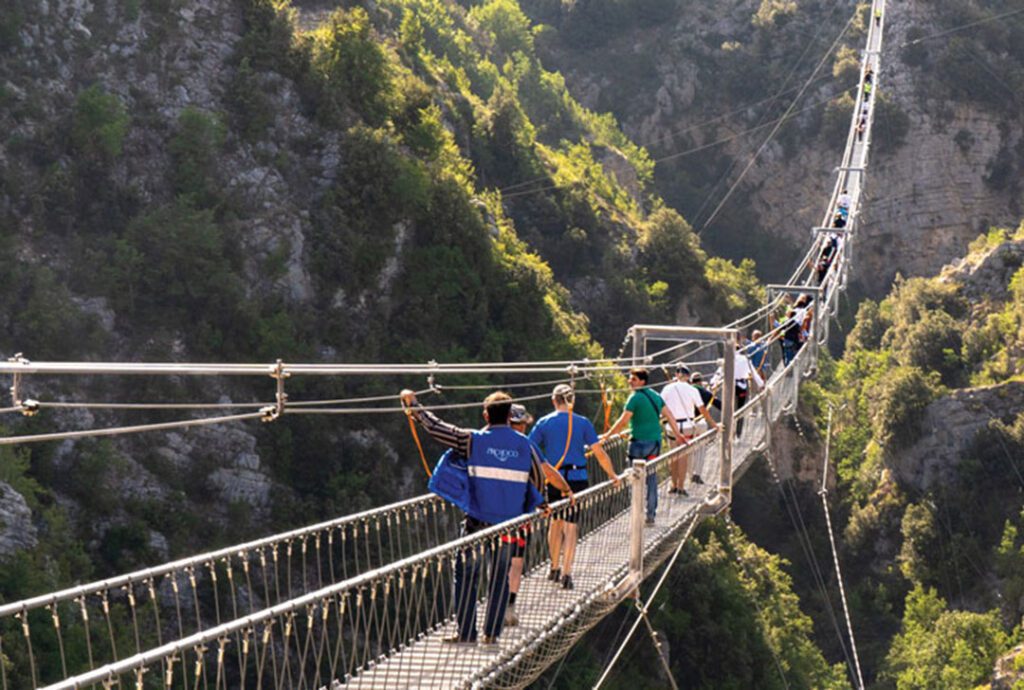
left=397, top=297, right=826, bottom=645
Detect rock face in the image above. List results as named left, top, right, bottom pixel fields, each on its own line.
left=0, top=482, right=38, bottom=557
left=993, top=643, right=1024, bottom=689
left=530, top=0, right=1023, bottom=297
left=892, top=381, right=1024, bottom=492
left=939, top=236, right=1024, bottom=306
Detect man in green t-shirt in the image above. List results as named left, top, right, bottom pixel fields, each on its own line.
left=603, top=368, right=683, bottom=525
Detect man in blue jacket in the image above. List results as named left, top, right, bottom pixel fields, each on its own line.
left=401, top=388, right=547, bottom=646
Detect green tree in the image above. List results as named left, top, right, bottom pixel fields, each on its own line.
left=169, top=107, right=226, bottom=205
left=71, top=85, right=130, bottom=160
left=470, top=0, right=534, bottom=58
left=310, top=7, right=396, bottom=127
left=885, top=585, right=1009, bottom=690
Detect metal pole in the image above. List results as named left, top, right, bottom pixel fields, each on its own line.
left=631, top=327, right=645, bottom=366
left=629, top=459, right=646, bottom=579
left=718, top=343, right=735, bottom=500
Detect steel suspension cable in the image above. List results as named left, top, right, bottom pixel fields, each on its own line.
left=819, top=406, right=865, bottom=690
left=698, top=9, right=858, bottom=234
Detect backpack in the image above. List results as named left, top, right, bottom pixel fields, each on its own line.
left=428, top=449, right=471, bottom=514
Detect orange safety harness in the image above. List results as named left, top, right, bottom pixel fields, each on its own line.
left=551, top=387, right=575, bottom=473
left=403, top=404, right=432, bottom=477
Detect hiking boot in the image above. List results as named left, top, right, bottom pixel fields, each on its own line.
left=548, top=568, right=561, bottom=582
left=504, top=605, right=519, bottom=627
left=645, top=516, right=656, bottom=526
left=561, top=574, right=574, bottom=590
left=442, top=634, right=476, bottom=646
left=691, top=474, right=704, bottom=485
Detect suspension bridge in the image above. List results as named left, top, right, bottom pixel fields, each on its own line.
left=0, top=2, right=886, bottom=687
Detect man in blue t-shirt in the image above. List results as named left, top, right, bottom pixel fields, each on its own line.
left=530, top=384, right=620, bottom=590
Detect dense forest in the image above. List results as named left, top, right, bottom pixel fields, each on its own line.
left=0, top=0, right=1023, bottom=687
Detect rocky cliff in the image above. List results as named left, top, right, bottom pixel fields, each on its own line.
left=523, top=0, right=1024, bottom=296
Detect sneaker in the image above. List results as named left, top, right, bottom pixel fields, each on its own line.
left=548, top=568, right=561, bottom=582
left=679, top=488, right=689, bottom=497
left=691, top=474, right=704, bottom=485
left=442, top=634, right=476, bottom=645
left=668, top=487, right=680, bottom=495
left=645, top=516, right=656, bottom=526
left=504, top=605, right=519, bottom=627
left=561, top=574, right=574, bottom=590
left=479, top=636, right=500, bottom=651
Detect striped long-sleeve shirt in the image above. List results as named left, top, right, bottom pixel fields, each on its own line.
left=412, top=407, right=546, bottom=490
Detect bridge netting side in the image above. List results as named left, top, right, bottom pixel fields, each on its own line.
left=0, top=0, right=886, bottom=687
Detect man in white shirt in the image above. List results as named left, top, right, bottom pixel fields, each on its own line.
left=661, top=365, right=719, bottom=495
left=837, top=189, right=852, bottom=214
left=711, top=336, right=765, bottom=436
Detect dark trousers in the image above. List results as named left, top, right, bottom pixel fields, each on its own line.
left=453, top=519, right=514, bottom=641
left=781, top=339, right=802, bottom=366
left=711, top=386, right=749, bottom=435
left=629, top=439, right=661, bottom=520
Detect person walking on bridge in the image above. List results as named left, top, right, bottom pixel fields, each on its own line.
left=602, top=368, right=683, bottom=526
left=710, top=335, right=764, bottom=436
left=530, top=384, right=620, bottom=591
left=401, top=389, right=547, bottom=646
left=661, top=365, right=719, bottom=495
left=504, top=403, right=574, bottom=625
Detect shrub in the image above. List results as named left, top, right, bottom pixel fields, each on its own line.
left=71, top=85, right=130, bottom=160
left=169, top=107, right=226, bottom=205
left=872, top=366, right=940, bottom=452
left=469, top=0, right=534, bottom=59
left=885, top=585, right=1009, bottom=690
left=310, top=7, right=396, bottom=128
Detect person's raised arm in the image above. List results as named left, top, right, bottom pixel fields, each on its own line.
left=400, top=389, right=472, bottom=457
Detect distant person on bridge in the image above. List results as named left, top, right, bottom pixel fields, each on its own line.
left=602, top=368, right=683, bottom=526
left=743, top=329, right=771, bottom=378
left=401, top=389, right=548, bottom=646
left=661, top=364, right=719, bottom=495
left=837, top=189, right=852, bottom=216
left=816, top=233, right=840, bottom=284
left=505, top=403, right=575, bottom=624
left=710, top=335, right=764, bottom=436
left=530, top=384, right=620, bottom=591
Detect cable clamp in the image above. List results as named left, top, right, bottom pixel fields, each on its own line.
left=8, top=353, right=29, bottom=408
left=264, top=359, right=288, bottom=421
left=19, top=399, right=38, bottom=417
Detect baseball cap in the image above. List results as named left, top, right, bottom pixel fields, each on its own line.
left=689, top=372, right=703, bottom=383
left=674, top=364, right=691, bottom=375
left=509, top=404, right=532, bottom=424
left=552, top=383, right=574, bottom=398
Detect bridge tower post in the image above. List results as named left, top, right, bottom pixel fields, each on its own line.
left=628, top=458, right=646, bottom=580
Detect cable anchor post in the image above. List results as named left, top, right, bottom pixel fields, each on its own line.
left=261, top=360, right=289, bottom=423
left=7, top=353, right=30, bottom=413
left=426, top=359, right=440, bottom=395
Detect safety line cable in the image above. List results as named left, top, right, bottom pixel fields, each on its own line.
left=500, top=86, right=859, bottom=201
left=497, top=71, right=842, bottom=195
left=819, top=406, right=865, bottom=690
left=698, top=9, right=858, bottom=234
left=691, top=0, right=850, bottom=228
left=0, top=412, right=265, bottom=446
left=898, top=6, right=1024, bottom=48
left=593, top=514, right=702, bottom=689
